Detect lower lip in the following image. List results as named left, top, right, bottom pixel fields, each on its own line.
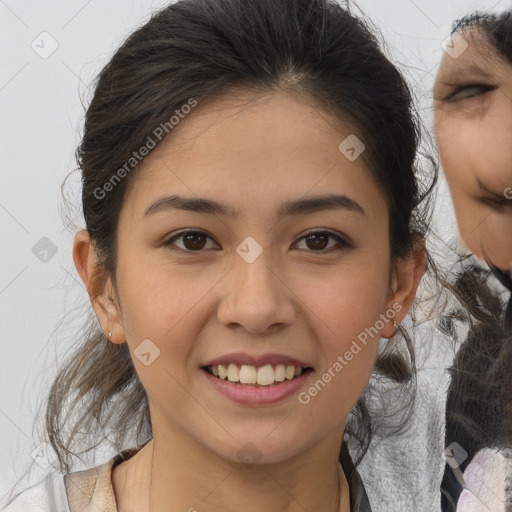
left=201, top=368, right=313, bottom=405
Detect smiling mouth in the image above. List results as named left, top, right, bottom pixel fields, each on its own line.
left=202, top=364, right=313, bottom=387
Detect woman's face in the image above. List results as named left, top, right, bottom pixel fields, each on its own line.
left=77, top=89, right=418, bottom=466
left=434, top=28, right=512, bottom=270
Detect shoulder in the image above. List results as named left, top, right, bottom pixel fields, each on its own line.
left=63, top=442, right=150, bottom=512
left=1, top=472, right=70, bottom=512
left=1, top=443, right=150, bottom=512
left=63, top=457, right=118, bottom=512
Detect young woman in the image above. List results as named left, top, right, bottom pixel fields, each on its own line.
left=433, top=10, right=512, bottom=512
left=2, top=0, right=438, bottom=510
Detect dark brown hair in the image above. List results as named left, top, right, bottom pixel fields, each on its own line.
left=452, top=9, right=512, bottom=64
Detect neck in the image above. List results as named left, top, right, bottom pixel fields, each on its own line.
left=114, top=430, right=350, bottom=512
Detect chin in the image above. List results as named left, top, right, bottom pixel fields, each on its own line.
left=207, top=437, right=304, bottom=466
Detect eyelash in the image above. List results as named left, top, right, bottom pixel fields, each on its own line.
left=162, top=229, right=350, bottom=254
left=444, top=84, right=496, bottom=102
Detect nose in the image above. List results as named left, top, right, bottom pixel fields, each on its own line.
left=216, top=251, right=296, bottom=335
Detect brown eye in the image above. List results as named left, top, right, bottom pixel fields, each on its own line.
left=305, top=233, right=329, bottom=250
left=293, top=230, right=349, bottom=252
left=164, top=230, right=217, bottom=251
left=182, top=232, right=207, bottom=250
left=163, top=229, right=350, bottom=254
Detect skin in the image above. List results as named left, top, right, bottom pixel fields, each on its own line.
left=73, top=89, right=425, bottom=512
left=433, top=28, right=512, bottom=271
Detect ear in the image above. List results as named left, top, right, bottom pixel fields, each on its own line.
left=72, top=229, right=126, bottom=344
left=380, top=236, right=427, bottom=339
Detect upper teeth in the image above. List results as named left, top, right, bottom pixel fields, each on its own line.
left=211, top=363, right=303, bottom=385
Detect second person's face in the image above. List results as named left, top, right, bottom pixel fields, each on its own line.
left=434, top=28, right=512, bottom=271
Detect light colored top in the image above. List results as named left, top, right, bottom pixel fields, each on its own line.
left=1, top=441, right=366, bottom=512
left=456, top=448, right=510, bottom=512
left=1, top=444, right=139, bottom=512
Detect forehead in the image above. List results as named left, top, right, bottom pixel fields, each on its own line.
left=122, top=89, right=385, bottom=221
left=436, top=28, right=507, bottom=83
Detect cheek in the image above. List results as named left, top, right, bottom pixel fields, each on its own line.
left=447, top=187, right=493, bottom=261
left=475, top=213, right=512, bottom=269
left=286, top=265, right=390, bottom=433
left=114, top=247, right=210, bottom=377
left=308, top=265, right=390, bottom=345
left=298, top=255, right=391, bottom=377
left=468, top=127, right=512, bottom=189
left=452, top=198, right=512, bottom=268
left=114, top=260, right=214, bottom=415
left=436, top=112, right=512, bottom=262
left=438, top=112, right=512, bottom=188
left=435, top=112, right=457, bottom=178
left=436, top=118, right=473, bottom=187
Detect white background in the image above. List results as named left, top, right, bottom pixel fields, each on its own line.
left=1, top=0, right=510, bottom=501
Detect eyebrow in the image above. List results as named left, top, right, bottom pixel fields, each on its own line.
left=441, top=62, right=497, bottom=83
left=143, top=193, right=366, bottom=219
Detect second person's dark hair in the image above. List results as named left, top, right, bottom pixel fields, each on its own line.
left=452, top=9, right=512, bottom=63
